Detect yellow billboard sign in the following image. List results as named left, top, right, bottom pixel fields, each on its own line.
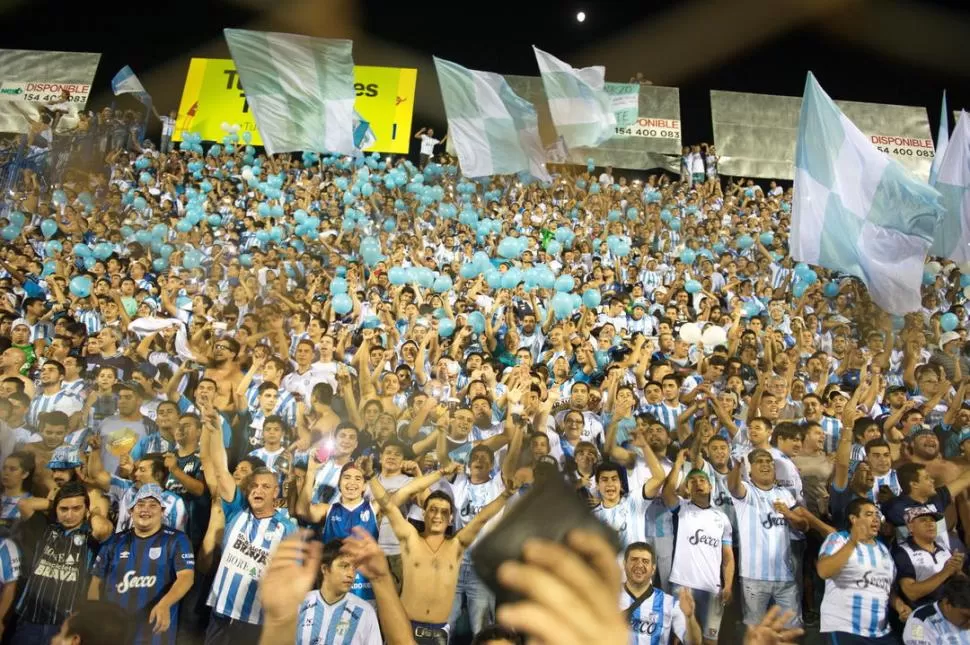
left=174, top=58, right=417, bottom=154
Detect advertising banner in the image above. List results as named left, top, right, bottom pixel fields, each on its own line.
left=711, top=89, right=935, bottom=181
left=174, top=58, right=417, bottom=154
left=504, top=75, right=681, bottom=171
left=0, top=49, right=101, bottom=134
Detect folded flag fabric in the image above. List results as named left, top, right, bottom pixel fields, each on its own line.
left=929, top=91, right=949, bottom=185
left=111, top=66, right=151, bottom=105
left=224, top=28, right=355, bottom=156
left=792, top=72, right=943, bottom=315
left=930, top=111, right=970, bottom=262
left=433, top=56, right=550, bottom=182
left=533, top=46, right=615, bottom=148
left=353, top=110, right=376, bottom=151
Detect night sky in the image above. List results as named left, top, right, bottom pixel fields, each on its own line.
left=2, top=0, right=968, bottom=150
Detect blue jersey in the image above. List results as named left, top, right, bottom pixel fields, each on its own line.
left=207, top=488, right=296, bottom=624
left=131, top=430, right=177, bottom=461
left=92, top=527, right=194, bottom=645
left=0, top=537, right=20, bottom=584
left=619, top=586, right=687, bottom=645
left=296, top=590, right=381, bottom=644
left=322, top=501, right=379, bottom=604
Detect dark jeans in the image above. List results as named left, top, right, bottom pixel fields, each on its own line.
left=204, top=612, right=262, bottom=645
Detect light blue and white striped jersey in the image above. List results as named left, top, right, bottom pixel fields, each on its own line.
left=594, top=493, right=650, bottom=552
left=819, top=531, right=894, bottom=638
left=869, top=470, right=901, bottom=502
left=207, top=489, right=297, bottom=624
left=903, top=601, right=970, bottom=645
left=619, top=587, right=687, bottom=645
left=820, top=416, right=843, bottom=453
left=109, top=476, right=187, bottom=533
left=643, top=402, right=685, bottom=433
left=0, top=537, right=20, bottom=584
left=311, top=460, right=346, bottom=505
left=60, top=378, right=87, bottom=398
left=26, top=389, right=84, bottom=430
left=731, top=484, right=796, bottom=582
left=0, top=492, right=30, bottom=528
left=296, top=590, right=381, bottom=644
left=244, top=383, right=298, bottom=430
left=130, top=430, right=177, bottom=461
left=76, top=309, right=103, bottom=335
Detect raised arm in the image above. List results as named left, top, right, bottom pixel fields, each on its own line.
left=296, top=454, right=331, bottom=524
left=662, top=449, right=688, bottom=509
left=369, top=476, right=419, bottom=543
left=202, top=402, right=237, bottom=503
left=727, top=457, right=747, bottom=499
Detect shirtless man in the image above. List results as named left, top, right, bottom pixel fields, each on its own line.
left=369, top=475, right=514, bottom=645
left=204, top=336, right=243, bottom=412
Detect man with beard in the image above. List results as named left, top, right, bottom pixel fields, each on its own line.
left=88, top=484, right=195, bottom=645
left=203, top=337, right=243, bottom=412
left=829, top=423, right=880, bottom=531
left=553, top=382, right=604, bottom=446
left=662, top=452, right=734, bottom=644
left=619, top=542, right=702, bottom=645
left=907, top=426, right=967, bottom=486
left=12, top=482, right=112, bottom=643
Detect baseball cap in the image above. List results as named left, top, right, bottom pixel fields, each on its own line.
left=685, top=468, right=711, bottom=482
left=940, top=331, right=962, bottom=350
left=828, top=389, right=849, bottom=401
left=10, top=318, right=29, bottom=330
left=136, top=363, right=159, bottom=380
left=48, top=445, right=82, bottom=470
left=904, top=505, right=943, bottom=524
left=112, top=381, right=146, bottom=399
left=886, top=385, right=908, bottom=396
left=130, top=483, right=165, bottom=507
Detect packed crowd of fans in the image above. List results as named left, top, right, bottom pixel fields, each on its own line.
left=0, top=100, right=968, bottom=645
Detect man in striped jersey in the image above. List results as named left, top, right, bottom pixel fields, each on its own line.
left=0, top=534, right=20, bottom=641
left=619, top=542, right=702, bottom=645
left=817, top=498, right=902, bottom=644
left=295, top=539, right=381, bottom=644
left=903, top=576, right=970, bottom=645
left=27, top=360, right=84, bottom=431
left=86, top=441, right=187, bottom=533
left=89, top=484, right=195, bottom=645
left=199, top=404, right=296, bottom=645
left=643, top=374, right=686, bottom=433
left=728, top=448, right=807, bottom=629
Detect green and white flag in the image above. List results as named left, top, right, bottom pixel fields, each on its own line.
left=533, top=46, right=615, bottom=148
left=224, top=29, right=355, bottom=156
left=434, top=57, right=550, bottom=182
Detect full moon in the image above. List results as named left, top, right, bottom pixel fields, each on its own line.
left=576, top=11, right=586, bottom=22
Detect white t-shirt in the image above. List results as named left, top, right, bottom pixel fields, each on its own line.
left=419, top=135, right=440, bottom=156
left=669, top=500, right=732, bottom=593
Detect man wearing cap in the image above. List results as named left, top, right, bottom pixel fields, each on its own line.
left=893, top=505, right=965, bottom=608
left=86, top=435, right=186, bottom=533
left=883, top=460, right=970, bottom=550
left=89, top=483, right=195, bottom=645
left=662, top=450, right=734, bottom=644
left=12, top=482, right=112, bottom=643
left=903, top=576, right=970, bottom=644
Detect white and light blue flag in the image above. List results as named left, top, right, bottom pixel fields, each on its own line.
left=533, top=46, right=615, bottom=148
left=353, top=110, right=376, bottom=151
left=929, top=91, right=949, bottom=185
left=434, top=56, right=550, bottom=182
left=111, top=66, right=151, bottom=105
left=930, top=111, right=970, bottom=262
left=792, top=72, right=944, bottom=315
left=224, top=29, right=356, bottom=156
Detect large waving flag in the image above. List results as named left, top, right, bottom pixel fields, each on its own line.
left=224, top=29, right=355, bottom=156
left=433, top=57, right=550, bottom=182
left=791, top=73, right=943, bottom=315
left=930, top=112, right=970, bottom=262
left=533, top=46, right=615, bottom=147
left=111, top=66, right=151, bottom=105
left=929, top=91, right=949, bottom=185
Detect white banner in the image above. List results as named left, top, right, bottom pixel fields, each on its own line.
left=711, top=89, right=934, bottom=181
left=504, top=75, right=681, bottom=171
left=0, top=49, right=101, bottom=134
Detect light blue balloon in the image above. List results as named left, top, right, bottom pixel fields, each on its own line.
left=438, top=318, right=456, bottom=337
left=330, top=277, right=348, bottom=295
left=679, top=249, right=696, bottom=265
left=760, top=232, right=774, bottom=246
left=685, top=280, right=702, bottom=294
left=554, top=275, right=575, bottom=292
left=159, top=244, right=174, bottom=259
left=737, top=235, right=755, bottom=250
left=742, top=301, right=761, bottom=318
left=433, top=275, right=453, bottom=293
left=468, top=311, right=486, bottom=334
left=582, top=289, right=601, bottom=309
left=792, top=282, right=809, bottom=298
left=941, top=312, right=959, bottom=332
left=332, top=293, right=353, bottom=315
left=44, top=240, right=62, bottom=255
left=823, top=282, right=840, bottom=298
left=69, top=275, right=93, bottom=297
left=41, top=218, right=58, bottom=239
left=133, top=197, right=148, bottom=212
left=486, top=270, right=503, bottom=289
left=1, top=225, right=18, bottom=241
